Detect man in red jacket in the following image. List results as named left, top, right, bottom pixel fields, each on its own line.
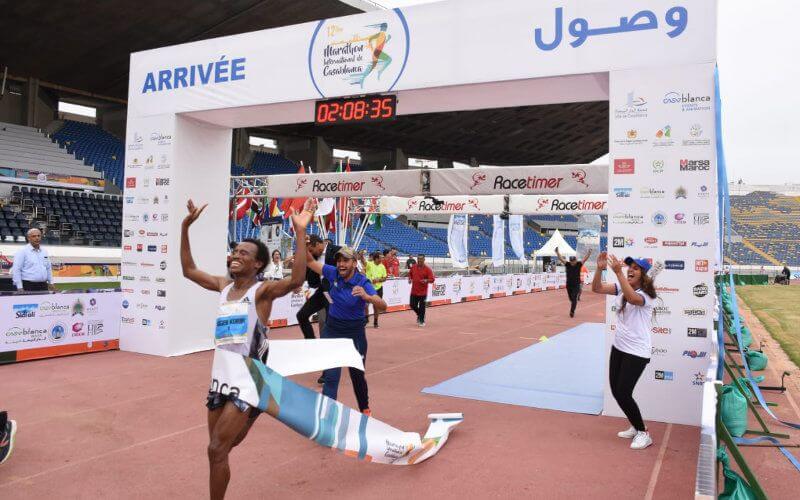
left=408, top=253, right=435, bottom=326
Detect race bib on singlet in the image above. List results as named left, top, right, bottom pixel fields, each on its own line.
left=215, top=302, right=249, bottom=346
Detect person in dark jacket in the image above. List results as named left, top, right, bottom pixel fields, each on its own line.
left=296, top=234, right=341, bottom=340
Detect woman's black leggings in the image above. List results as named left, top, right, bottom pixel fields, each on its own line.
left=609, top=346, right=650, bottom=431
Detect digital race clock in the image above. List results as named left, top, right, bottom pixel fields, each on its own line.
left=314, top=94, right=397, bottom=125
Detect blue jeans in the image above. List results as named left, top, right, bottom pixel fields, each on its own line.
left=321, top=315, right=369, bottom=411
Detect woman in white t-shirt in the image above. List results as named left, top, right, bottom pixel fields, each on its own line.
left=264, top=250, right=285, bottom=280
left=592, top=252, right=658, bottom=450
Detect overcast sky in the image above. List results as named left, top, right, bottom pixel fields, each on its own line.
left=373, top=0, right=797, bottom=184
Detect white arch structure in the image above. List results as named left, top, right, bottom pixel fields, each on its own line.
left=122, top=0, right=720, bottom=431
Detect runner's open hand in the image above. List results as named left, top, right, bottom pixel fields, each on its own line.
left=183, top=199, right=207, bottom=227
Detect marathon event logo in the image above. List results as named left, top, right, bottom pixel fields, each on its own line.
left=309, top=10, right=410, bottom=98
left=141, top=55, right=246, bottom=94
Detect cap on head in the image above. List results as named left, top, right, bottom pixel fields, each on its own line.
left=335, top=246, right=356, bottom=261
left=624, top=256, right=652, bottom=273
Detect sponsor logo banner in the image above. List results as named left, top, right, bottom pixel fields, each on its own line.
left=508, top=194, right=607, bottom=215
left=380, top=195, right=503, bottom=215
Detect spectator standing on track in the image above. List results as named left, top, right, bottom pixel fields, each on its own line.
left=11, top=228, right=53, bottom=292
left=782, top=264, right=791, bottom=285
left=591, top=252, right=658, bottom=450
left=408, top=253, right=435, bottom=327
left=296, top=235, right=341, bottom=341
left=384, top=247, right=400, bottom=277
left=306, top=246, right=386, bottom=416
left=365, top=251, right=388, bottom=328
left=555, top=247, right=592, bottom=318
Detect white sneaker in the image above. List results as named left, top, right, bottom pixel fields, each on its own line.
left=420, top=322, right=426, bottom=327
left=630, top=431, right=653, bottom=450
left=617, top=426, right=637, bottom=439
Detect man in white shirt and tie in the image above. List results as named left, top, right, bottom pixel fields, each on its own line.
left=11, top=228, right=53, bottom=292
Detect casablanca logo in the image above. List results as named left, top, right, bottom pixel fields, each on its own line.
left=689, top=124, right=703, bottom=137
left=470, top=172, right=487, bottom=189
left=295, top=177, right=308, bottom=192
left=309, top=10, right=410, bottom=98
left=371, top=175, right=386, bottom=190
left=72, top=298, right=85, bottom=316
left=571, top=169, right=588, bottom=187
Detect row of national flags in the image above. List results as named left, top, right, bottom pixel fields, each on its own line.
left=231, top=160, right=367, bottom=240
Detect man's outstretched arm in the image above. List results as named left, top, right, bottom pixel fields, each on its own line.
left=181, top=199, right=228, bottom=292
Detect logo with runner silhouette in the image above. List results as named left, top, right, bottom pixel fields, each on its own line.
left=309, top=10, right=410, bottom=97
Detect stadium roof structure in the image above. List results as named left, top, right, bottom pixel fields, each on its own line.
left=257, top=102, right=608, bottom=166
left=0, top=0, right=374, bottom=99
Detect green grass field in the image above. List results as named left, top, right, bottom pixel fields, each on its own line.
left=737, top=285, right=800, bottom=368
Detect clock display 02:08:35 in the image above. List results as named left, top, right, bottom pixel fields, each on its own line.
left=314, top=95, right=397, bottom=125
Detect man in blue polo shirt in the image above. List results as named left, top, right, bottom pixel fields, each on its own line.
left=307, top=246, right=387, bottom=415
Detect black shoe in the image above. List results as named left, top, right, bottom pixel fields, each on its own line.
left=0, top=419, right=17, bottom=465
left=317, top=376, right=325, bottom=385
left=569, top=311, right=574, bottom=318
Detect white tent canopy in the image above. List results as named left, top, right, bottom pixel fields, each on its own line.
left=533, top=229, right=575, bottom=258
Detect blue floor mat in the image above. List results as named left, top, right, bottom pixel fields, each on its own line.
left=422, top=323, right=605, bottom=415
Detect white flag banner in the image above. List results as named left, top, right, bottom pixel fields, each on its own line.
left=428, top=165, right=608, bottom=196
left=508, top=214, right=526, bottom=261
left=267, top=170, right=420, bottom=198
left=379, top=195, right=504, bottom=215
left=508, top=194, right=608, bottom=215
left=210, top=349, right=463, bottom=465
left=492, top=215, right=505, bottom=267
left=447, top=214, right=469, bottom=268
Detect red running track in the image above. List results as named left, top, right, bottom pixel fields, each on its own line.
left=0, top=290, right=714, bottom=498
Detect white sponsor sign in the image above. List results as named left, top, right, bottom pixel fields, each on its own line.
left=509, top=194, right=608, bottom=215
left=428, top=165, right=608, bottom=196
left=128, top=0, right=716, bottom=117
left=2, top=292, right=121, bottom=353
left=605, top=63, right=717, bottom=426
left=267, top=170, right=419, bottom=198
left=380, top=195, right=504, bottom=214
